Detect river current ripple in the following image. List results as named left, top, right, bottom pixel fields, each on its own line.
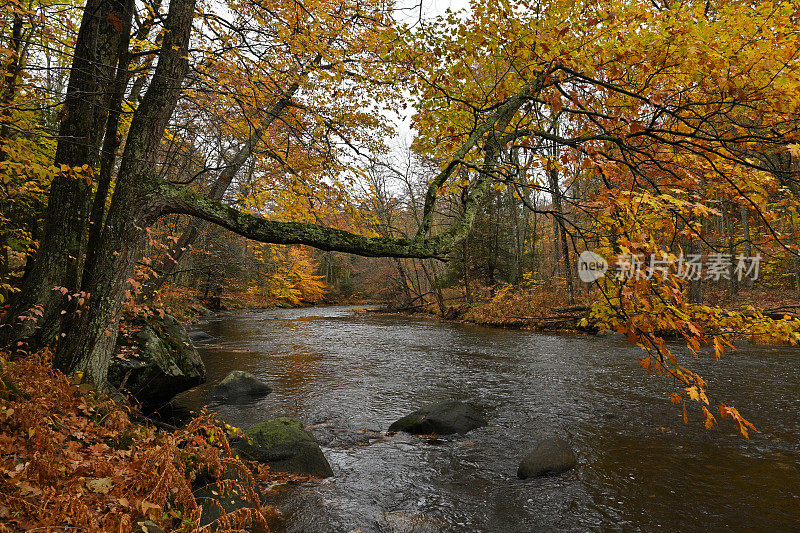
left=175, top=306, right=800, bottom=532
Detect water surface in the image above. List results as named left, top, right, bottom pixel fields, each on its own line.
left=176, top=306, right=800, bottom=532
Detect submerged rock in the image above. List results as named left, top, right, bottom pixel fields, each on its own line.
left=388, top=400, right=487, bottom=435
left=209, top=370, right=272, bottom=403
left=517, top=437, right=576, bottom=479
left=380, top=511, right=450, bottom=533
left=232, top=417, right=333, bottom=478
left=109, top=314, right=205, bottom=409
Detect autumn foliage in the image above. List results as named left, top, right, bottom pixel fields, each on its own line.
left=0, top=350, right=290, bottom=532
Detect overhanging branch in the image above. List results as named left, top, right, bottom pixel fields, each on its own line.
left=152, top=182, right=449, bottom=259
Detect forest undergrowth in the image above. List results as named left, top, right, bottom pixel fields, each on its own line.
left=0, top=349, right=302, bottom=532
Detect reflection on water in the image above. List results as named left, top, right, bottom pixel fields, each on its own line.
left=174, top=306, right=800, bottom=532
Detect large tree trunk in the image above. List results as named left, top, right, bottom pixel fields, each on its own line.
left=0, top=13, right=24, bottom=305
left=0, top=12, right=23, bottom=166
left=54, top=0, right=197, bottom=380
left=83, top=0, right=149, bottom=287
left=1, top=0, right=132, bottom=349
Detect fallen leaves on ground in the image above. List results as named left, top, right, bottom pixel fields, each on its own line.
left=0, top=349, right=298, bottom=531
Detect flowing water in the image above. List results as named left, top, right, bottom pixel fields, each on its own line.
left=174, top=306, right=800, bottom=532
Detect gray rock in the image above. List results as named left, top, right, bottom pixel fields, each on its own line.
left=209, top=370, right=272, bottom=403
left=389, top=400, right=487, bottom=435
left=188, top=330, right=213, bottom=343
left=517, top=437, right=576, bottom=479
left=232, top=417, right=333, bottom=478
left=109, top=314, right=205, bottom=409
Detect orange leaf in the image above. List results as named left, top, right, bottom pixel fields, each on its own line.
left=141, top=500, right=160, bottom=515
left=701, top=406, right=716, bottom=429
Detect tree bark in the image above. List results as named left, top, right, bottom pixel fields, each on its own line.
left=1, top=0, right=133, bottom=349
left=83, top=0, right=135, bottom=289
left=0, top=12, right=23, bottom=167
left=53, top=0, right=197, bottom=379
left=725, top=202, right=738, bottom=296
left=740, top=205, right=753, bottom=289
left=547, top=166, right=574, bottom=304
left=0, top=13, right=24, bottom=304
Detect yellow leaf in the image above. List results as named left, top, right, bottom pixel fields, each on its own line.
left=685, top=386, right=700, bottom=402
left=701, top=406, right=716, bottom=429
left=87, top=477, right=113, bottom=494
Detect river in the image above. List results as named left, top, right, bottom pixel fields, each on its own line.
left=175, top=306, right=800, bottom=532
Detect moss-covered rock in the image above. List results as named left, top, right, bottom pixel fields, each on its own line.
left=108, top=314, right=205, bottom=409
left=232, top=417, right=333, bottom=478
left=389, top=400, right=487, bottom=435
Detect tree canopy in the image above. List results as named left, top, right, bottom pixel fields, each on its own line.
left=2, top=0, right=800, bottom=437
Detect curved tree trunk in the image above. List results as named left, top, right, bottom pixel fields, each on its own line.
left=139, top=78, right=305, bottom=300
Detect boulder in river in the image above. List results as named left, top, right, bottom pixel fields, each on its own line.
left=232, top=417, right=333, bottom=478
left=209, top=370, right=272, bottom=403
left=389, top=400, right=487, bottom=435
left=187, top=329, right=213, bottom=343
left=517, top=437, right=576, bottom=479
left=108, top=314, right=206, bottom=409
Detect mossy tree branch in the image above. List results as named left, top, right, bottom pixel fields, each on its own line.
left=151, top=80, right=543, bottom=262
left=152, top=182, right=446, bottom=258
